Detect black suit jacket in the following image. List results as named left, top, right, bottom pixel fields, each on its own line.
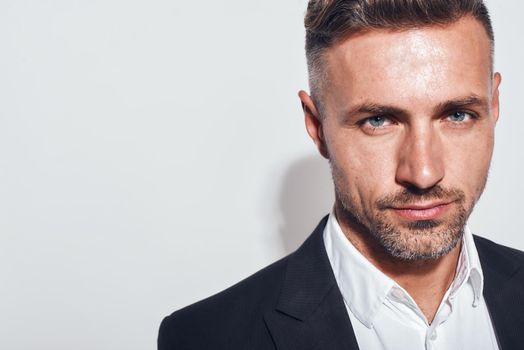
left=158, top=216, right=524, bottom=350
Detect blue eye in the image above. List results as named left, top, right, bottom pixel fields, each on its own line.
left=358, top=115, right=394, bottom=134
left=448, top=111, right=469, bottom=122
left=367, top=116, right=387, bottom=127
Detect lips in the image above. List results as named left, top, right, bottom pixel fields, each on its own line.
left=391, top=202, right=452, bottom=220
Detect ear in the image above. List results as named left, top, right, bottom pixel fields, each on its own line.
left=298, top=90, right=329, bottom=159
left=491, top=72, right=502, bottom=123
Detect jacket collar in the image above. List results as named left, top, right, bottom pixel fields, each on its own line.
left=475, top=235, right=524, bottom=350
left=264, top=216, right=360, bottom=350
left=264, top=217, right=524, bottom=350
left=275, top=216, right=336, bottom=320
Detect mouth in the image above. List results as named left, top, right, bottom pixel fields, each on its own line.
left=390, top=201, right=453, bottom=221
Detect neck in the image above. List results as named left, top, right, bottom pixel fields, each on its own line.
left=334, top=205, right=461, bottom=324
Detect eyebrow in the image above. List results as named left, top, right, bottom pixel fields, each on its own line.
left=343, top=94, right=490, bottom=122
left=353, top=104, right=406, bottom=117
left=434, top=95, right=490, bottom=115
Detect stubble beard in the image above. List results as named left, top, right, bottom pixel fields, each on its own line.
left=332, top=166, right=481, bottom=261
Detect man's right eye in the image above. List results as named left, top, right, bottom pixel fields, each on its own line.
left=355, top=115, right=397, bottom=135
left=360, top=116, right=393, bottom=128
left=367, top=116, right=388, bottom=127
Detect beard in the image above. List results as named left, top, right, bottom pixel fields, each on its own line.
left=332, top=168, right=478, bottom=261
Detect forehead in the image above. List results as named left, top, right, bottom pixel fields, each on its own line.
left=323, top=16, right=493, bottom=112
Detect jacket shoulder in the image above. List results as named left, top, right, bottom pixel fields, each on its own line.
left=158, top=256, right=288, bottom=350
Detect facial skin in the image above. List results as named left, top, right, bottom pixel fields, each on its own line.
left=300, top=17, right=501, bottom=264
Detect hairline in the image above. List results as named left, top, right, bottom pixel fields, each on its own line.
left=307, top=17, right=495, bottom=118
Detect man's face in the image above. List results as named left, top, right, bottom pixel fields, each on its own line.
left=301, top=17, right=501, bottom=260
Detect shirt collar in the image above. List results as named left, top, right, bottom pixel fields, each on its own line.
left=323, top=212, right=394, bottom=328
left=453, top=225, right=484, bottom=306
left=323, top=212, right=485, bottom=328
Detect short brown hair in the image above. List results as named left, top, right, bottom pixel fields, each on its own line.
left=305, top=0, right=494, bottom=110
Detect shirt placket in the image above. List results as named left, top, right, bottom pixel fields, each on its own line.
left=425, top=294, right=454, bottom=350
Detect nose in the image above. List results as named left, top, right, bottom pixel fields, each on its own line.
left=395, top=123, right=445, bottom=191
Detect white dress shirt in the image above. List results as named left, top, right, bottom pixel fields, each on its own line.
left=323, top=213, right=500, bottom=350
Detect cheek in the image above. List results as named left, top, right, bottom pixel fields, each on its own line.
left=444, top=129, right=494, bottom=197
left=330, top=135, right=399, bottom=203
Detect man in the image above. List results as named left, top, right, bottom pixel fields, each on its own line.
left=158, top=1, right=524, bottom=349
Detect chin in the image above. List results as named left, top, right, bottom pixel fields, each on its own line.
left=373, top=222, right=464, bottom=261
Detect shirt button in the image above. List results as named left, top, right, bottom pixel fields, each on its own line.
left=430, top=332, right=437, bottom=340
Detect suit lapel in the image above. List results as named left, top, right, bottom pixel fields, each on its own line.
left=475, top=236, right=524, bottom=350
left=265, top=221, right=524, bottom=349
left=264, top=217, right=360, bottom=350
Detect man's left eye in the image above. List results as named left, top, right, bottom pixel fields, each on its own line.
left=447, top=111, right=471, bottom=122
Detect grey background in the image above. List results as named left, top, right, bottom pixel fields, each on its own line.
left=0, top=1, right=522, bottom=349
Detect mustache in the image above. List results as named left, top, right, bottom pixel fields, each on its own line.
left=376, top=185, right=466, bottom=210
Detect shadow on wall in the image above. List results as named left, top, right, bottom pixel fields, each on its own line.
left=277, top=154, right=334, bottom=254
